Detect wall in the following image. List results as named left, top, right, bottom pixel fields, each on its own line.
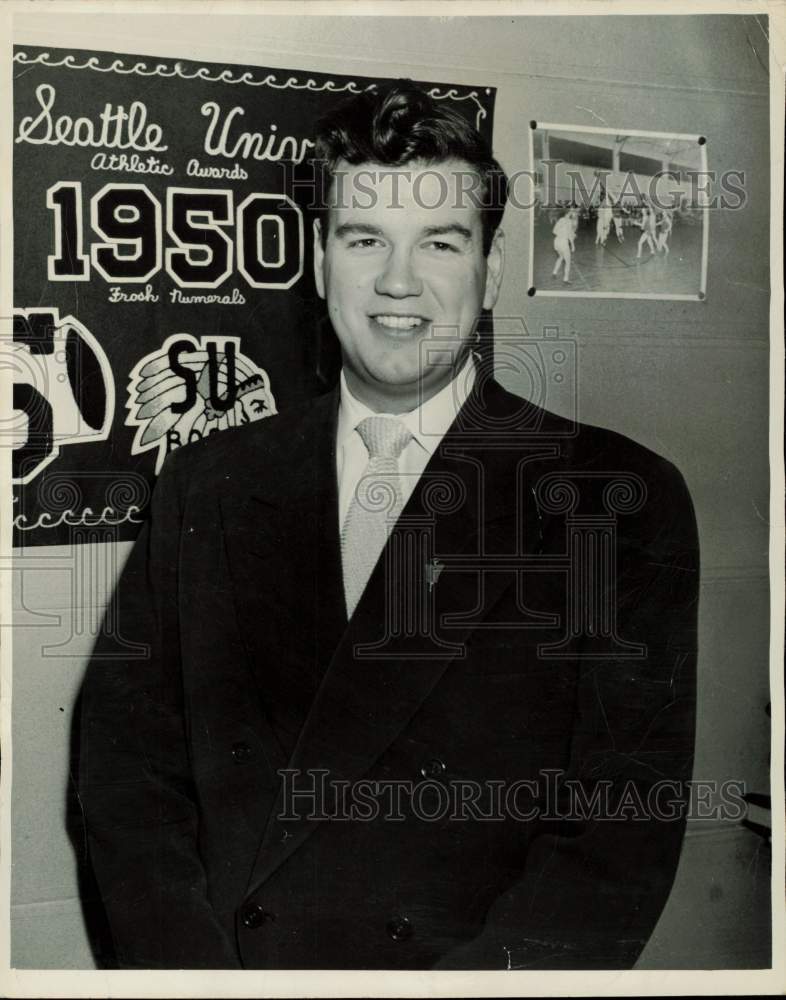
left=9, top=12, right=773, bottom=968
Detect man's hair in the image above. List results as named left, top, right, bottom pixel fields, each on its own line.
left=312, top=79, right=508, bottom=256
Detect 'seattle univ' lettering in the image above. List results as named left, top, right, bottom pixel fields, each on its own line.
left=13, top=84, right=314, bottom=167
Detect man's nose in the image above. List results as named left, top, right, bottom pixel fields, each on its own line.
left=374, top=248, right=423, bottom=298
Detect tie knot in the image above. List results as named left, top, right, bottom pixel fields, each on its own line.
left=356, top=415, right=413, bottom=460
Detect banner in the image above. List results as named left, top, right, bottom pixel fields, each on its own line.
left=11, top=46, right=496, bottom=547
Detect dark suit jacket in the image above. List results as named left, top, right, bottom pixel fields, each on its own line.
left=77, top=376, right=699, bottom=970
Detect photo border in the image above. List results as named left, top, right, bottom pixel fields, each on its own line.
left=527, top=119, right=709, bottom=301
left=1, top=1, right=783, bottom=998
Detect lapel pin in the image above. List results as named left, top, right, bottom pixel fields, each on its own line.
left=425, top=559, right=444, bottom=592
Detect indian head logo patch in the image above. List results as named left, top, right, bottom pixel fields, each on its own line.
left=127, top=333, right=277, bottom=473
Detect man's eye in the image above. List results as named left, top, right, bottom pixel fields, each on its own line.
left=348, top=238, right=383, bottom=249
left=425, top=241, right=459, bottom=252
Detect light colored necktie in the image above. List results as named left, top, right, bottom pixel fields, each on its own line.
left=341, top=415, right=413, bottom=619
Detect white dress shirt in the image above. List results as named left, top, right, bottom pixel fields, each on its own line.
left=336, top=357, right=477, bottom=531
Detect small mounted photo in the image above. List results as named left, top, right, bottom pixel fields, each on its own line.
left=528, top=122, right=708, bottom=300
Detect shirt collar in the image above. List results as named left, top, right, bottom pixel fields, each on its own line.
left=337, top=354, right=477, bottom=458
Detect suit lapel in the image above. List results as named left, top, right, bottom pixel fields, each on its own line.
left=245, top=379, right=558, bottom=895
left=312, top=392, right=348, bottom=659
left=220, top=390, right=345, bottom=767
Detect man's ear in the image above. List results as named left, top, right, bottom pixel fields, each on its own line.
left=482, top=227, right=505, bottom=311
left=313, top=218, right=326, bottom=300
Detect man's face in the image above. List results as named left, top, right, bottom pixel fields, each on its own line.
left=314, top=158, right=504, bottom=413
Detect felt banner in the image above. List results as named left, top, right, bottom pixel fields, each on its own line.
left=11, top=46, right=496, bottom=546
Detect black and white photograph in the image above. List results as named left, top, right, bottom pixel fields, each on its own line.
left=0, top=4, right=783, bottom=998
left=528, top=123, right=710, bottom=299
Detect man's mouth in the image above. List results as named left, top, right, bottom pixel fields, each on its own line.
left=370, top=314, right=430, bottom=332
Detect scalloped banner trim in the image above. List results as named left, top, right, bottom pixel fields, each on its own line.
left=13, top=502, right=144, bottom=531
left=13, top=50, right=488, bottom=127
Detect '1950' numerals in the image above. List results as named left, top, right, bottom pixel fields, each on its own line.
left=47, top=181, right=304, bottom=290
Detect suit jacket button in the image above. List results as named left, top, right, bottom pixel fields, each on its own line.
left=232, top=741, right=253, bottom=763
left=241, top=903, right=274, bottom=929
left=420, top=758, right=447, bottom=779
left=386, top=915, right=413, bottom=941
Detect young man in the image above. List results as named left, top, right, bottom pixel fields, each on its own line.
left=613, top=207, right=625, bottom=243
left=552, top=207, right=577, bottom=283
left=657, top=208, right=674, bottom=253
left=78, top=81, right=699, bottom=971
left=637, top=202, right=658, bottom=257
left=594, top=195, right=613, bottom=246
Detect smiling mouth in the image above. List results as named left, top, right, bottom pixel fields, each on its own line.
left=370, top=314, right=430, bottom=332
